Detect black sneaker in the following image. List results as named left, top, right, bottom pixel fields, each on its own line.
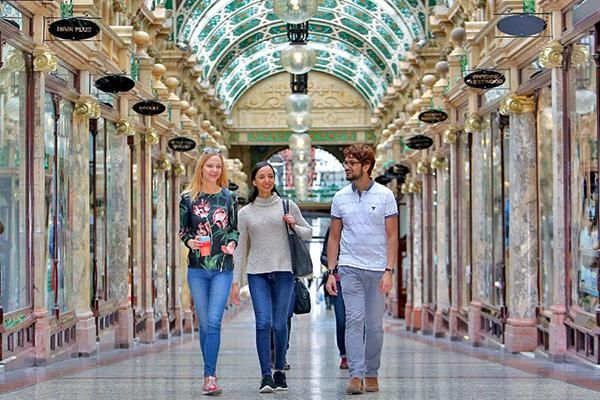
left=273, top=370, right=288, bottom=391
left=283, top=361, right=291, bottom=370
left=259, top=375, right=275, bottom=393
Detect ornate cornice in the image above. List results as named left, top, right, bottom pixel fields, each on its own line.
left=539, top=40, right=563, bottom=69
left=464, top=114, right=483, bottom=133
left=499, top=95, right=534, bottom=115
left=32, top=44, right=57, bottom=73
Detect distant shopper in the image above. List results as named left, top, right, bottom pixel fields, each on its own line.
left=231, top=161, right=312, bottom=393
left=325, top=144, right=398, bottom=394
left=179, top=147, right=239, bottom=396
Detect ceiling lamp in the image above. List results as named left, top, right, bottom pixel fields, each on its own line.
left=287, top=112, right=312, bottom=133
left=273, top=0, right=319, bottom=24
left=280, top=43, right=316, bottom=74
left=285, top=93, right=312, bottom=114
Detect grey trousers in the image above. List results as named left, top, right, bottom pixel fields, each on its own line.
left=339, top=265, right=386, bottom=379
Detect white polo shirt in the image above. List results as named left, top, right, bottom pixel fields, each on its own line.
left=330, top=180, right=398, bottom=271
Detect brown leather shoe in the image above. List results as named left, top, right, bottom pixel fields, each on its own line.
left=345, top=377, right=364, bottom=395
left=364, top=377, right=379, bottom=392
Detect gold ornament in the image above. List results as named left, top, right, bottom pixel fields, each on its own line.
left=74, top=97, right=101, bottom=119
left=154, top=155, right=171, bottom=171
left=400, top=183, right=409, bottom=194
left=6, top=50, right=25, bottom=71
left=464, top=115, right=483, bottom=133
left=430, top=153, right=448, bottom=170
left=539, top=40, right=563, bottom=69
left=416, top=160, right=429, bottom=175
left=571, top=44, right=589, bottom=68
left=145, top=128, right=159, bottom=145
left=499, top=95, right=534, bottom=115
left=442, top=126, right=458, bottom=144
left=33, top=45, right=57, bottom=73
left=116, top=119, right=136, bottom=136
left=173, top=162, right=186, bottom=176
left=408, top=180, right=422, bottom=194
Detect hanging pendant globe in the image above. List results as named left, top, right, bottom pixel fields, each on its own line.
left=280, top=44, right=316, bottom=74
left=287, top=112, right=312, bottom=133
left=273, top=0, right=319, bottom=23
left=285, top=93, right=312, bottom=114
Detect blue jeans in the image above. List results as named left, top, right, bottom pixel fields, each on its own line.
left=248, top=271, right=295, bottom=377
left=187, top=267, right=233, bottom=377
left=331, top=280, right=346, bottom=357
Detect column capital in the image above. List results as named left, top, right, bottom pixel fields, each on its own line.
left=116, top=119, right=136, bottom=136
left=539, top=40, right=563, bottom=69
left=464, top=114, right=483, bottom=133
left=74, top=95, right=101, bottom=119
left=499, top=95, right=534, bottom=115
left=442, top=125, right=459, bottom=144
left=33, top=44, right=57, bottom=73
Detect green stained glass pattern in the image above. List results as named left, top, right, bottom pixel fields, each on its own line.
left=315, top=10, right=336, bottom=21
left=268, top=25, right=287, bottom=35
left=311, top=24, right=334, bottom=34
left=366, top=49, right=386, bottom=70
left=338, top=31, right=364, bottom=48
left=371, top=37, right=391, bottom=59
left=356, top=0, right=378, bottom=12
left=233, top=19, right=261, bottom=36
left=239, top=32, right=264, bottom=50
left=343, top=5, right=373, bottom=25
left=210, top=38, right=230, bottom=61
left=340, top=18, right=369, bottom=35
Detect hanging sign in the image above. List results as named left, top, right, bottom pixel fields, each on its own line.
left=405, top=135, right=433, bottom=150
left=168, top=137, right=196, bottom=152
left=497, top=14, right=546, bottom=37
left=133, top=100, right=166, bottom=115
left=374, top=174, right=392, bottom=185
left=464, top=69, right=506, bottom=89
left=94, top=75, right=135, bottom=93
left=228, top=181, right=240, bottom=191
left=48, top=17, right=100, bottom=41
left=388, top=163, right=410, bottom=177
left=418, top=109, right=448, bottom=124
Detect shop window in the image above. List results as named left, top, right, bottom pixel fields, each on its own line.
left=44, top=94, right=74, bottom=314
left=570, top=34, right=598, bottom=313
left=0, top=44, right=29, bottom=313
left=481, top=113, right=509, bottom=308
left=459, top=133, right=472, bottom=309
left=90, top=118, right=111, bottom=305
left=431, top=169, right=438, bottom=305
left=0, top=2, right=25, bottom=32
left=537, top=86, right=555, bottom=309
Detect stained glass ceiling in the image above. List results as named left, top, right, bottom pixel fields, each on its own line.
left=175, top=0, right=426, bottom=111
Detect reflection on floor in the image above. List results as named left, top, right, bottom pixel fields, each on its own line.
left=1, top=297, right=599, bottom=399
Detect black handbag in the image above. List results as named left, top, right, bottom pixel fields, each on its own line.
left=282, top=199, right=313, bottom=278
left=293, top=278, right=311, bottom=314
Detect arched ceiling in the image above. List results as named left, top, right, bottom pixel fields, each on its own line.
left=175, top=0, right=426, bottom=111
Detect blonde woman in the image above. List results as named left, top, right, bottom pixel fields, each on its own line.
left=179, top=147, right=239, bottom=395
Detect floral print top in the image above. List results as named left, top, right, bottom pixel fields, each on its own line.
left=179, top=189, right=239, bottom=271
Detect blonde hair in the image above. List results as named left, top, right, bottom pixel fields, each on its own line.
left=183, top=153, right=228, bottom=200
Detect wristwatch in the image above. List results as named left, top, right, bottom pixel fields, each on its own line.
left=384, top=268, right=394, bottom=275
left=327, top=266, right=339, bottom=276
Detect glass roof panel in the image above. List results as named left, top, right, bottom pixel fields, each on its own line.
left=175, top=0, right=426, bottom=109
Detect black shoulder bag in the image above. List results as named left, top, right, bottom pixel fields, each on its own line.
left=282, top=199, right=313, bottom=278
left=293, top=278, right=311, bottom=315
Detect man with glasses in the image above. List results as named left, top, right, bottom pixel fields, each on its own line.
left=325, top=144, right=398, bottom=395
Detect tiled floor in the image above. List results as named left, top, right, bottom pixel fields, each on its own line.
left=1, top=301, right=600, bottom=399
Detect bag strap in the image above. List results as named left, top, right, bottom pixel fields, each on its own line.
left=282, top=199, right=292, bottom=237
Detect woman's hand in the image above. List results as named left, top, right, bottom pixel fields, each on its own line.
left=282, top=214, right=296, bottom=226
left=229, top=283, right=240, bottom=305
left=325, top=274, right=338, bottom=296
left=187, top=239, right=202, bottom=250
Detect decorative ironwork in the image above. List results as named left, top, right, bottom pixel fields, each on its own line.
left=287, top=22, right=310, bottom=43
left=290, top=73, right=308, bottom=94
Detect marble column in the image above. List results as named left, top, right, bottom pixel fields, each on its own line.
left=108, top=132, right=134, bottom=348
left=154, top=147, right=169, bottom=339
left=421, top=171, right=434, bottom=335
left=411, top=186, right=423, bottom=332
left=467, top=114, right=485, bottom=347
left=140, top=129, right=156, bottom=343
left=548, top=66, right=567, bottom=361
left=171, top=161, right=183, bottom=337
left=433, top=167, right=450, bottom=337
left=447, top=136, right=462, bottom=340
left=32, top=68, right=52, bottom=365
left=404, top=192, right=413, bottom=328
left=71, top=102, right=94, bottom=356
left=502, top=95, right=539, bottom=353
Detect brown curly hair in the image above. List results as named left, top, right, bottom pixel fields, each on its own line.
left=343, top=144, right=376, bottom=175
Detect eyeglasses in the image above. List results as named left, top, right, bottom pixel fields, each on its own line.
left=202, top=147, right=221, bottom=155
left=342, top=160, right=362, bottom=167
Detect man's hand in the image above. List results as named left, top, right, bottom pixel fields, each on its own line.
left=379, top=271, right=393, bottom=294
left=229, top=282, right=240, bottom=305
left=325, top=274, right=338, bottom=296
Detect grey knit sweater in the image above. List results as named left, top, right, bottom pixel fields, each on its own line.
left=233, top=194, right=312, bottom=284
